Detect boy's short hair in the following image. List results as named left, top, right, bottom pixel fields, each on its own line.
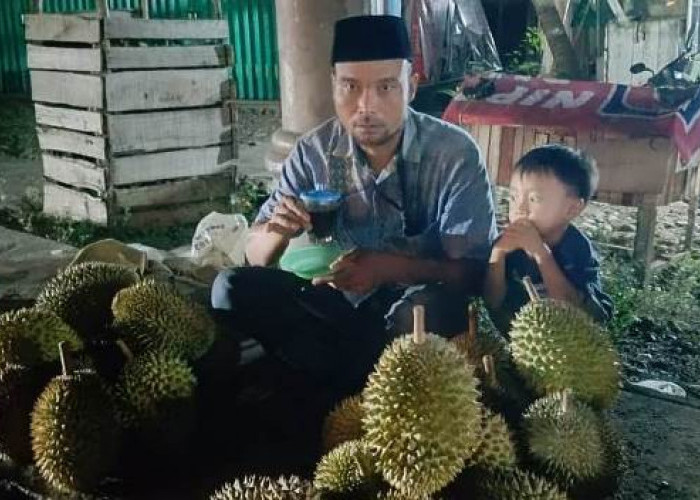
left=515, top=144, right=598, bottom=202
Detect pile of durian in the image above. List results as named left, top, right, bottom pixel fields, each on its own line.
left=0, top=261, right=218, bottom=495
left=211, top=290, right=624, bottom=499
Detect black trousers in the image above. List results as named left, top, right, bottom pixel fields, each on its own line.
left=211, top=267, right=470, bottom=395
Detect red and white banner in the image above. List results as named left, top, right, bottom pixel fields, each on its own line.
left=442, top=74, right=700, bottom=163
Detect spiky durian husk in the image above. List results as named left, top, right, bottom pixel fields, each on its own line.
left=112, top=281, right=215, bottom=362
left=322, top=395, right=365, bottom=453
left=362, top=333, right=482, bottom=497
left=35, top=262, right=139, bottom=339
left=114, top=351, right=196, bottom=428
left=524, top=392, right=605, bottom=485
left=450, top=329, right=508, bottom=376
left=510, top=299, right=620, bottom=408
left=210, top=475, right=318, bottom=499
left=376, top=490, right=430, bottom=499
left=314, top=439, right=379, bottom=497
left=477, top=468, right=569, bottom=500
left=467, top=409, right=517, bottom=470
left=0, top=308, right=82, bottom=367
left=30, top=371, right=118, bottom=494
left=0, top=364, right=50, bottom=464
left=568, top=416, right=628, bottom=500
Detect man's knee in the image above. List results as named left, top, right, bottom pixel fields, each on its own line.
left=211, top=268, right=239, bottom=311
left=386, top=285, right=469, bottom=337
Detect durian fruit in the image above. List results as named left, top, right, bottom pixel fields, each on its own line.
left=0, top=308, right=82, bottom=367
left=450, top=304, right=509, bottom=378
left=475, top=468, right=569, bottom=500
left=569, top=416, right=628, bottom=500
left=112, top=281, right=215, bottom=362
left=210, top=475, right=318, bottom=499
left=0, top=364, right=51, bottom=464
left=114, top=350, right=196, bottom=428
left=467, top=409, right=517, bottom=470
left=509, top=297, right=620, bottom=408
left=523, top=390, right=605, bottom=487
left=322, top=394, right=365, bottom=452
left=314, top=439, right=380, bottom=497
left=36, top=262, right=139, bottom=339
left=31, top=345, right=118, bottom=494
left=450, top=305, right=533, bottom=419
left=362, top=306, right=482, bottom=497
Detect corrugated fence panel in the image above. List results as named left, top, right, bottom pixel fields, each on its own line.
left=0, top=0, right=279, bottom=99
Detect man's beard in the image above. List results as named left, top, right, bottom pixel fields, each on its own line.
left=352, top=123, right=401, bottom=147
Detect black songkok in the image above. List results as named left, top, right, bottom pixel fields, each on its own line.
left=331, top=15, right=412, bottom=64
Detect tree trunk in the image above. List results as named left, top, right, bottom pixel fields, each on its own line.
left=531, top=0, right=582, bottom=79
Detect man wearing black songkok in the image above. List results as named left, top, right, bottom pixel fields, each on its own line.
left=212, top=15, right=496, bottom=394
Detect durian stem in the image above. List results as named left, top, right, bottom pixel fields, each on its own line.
left=522, top=276, right=540, bottom=302
left=482, top=355, right=497, bottom=388
left=115, top=339, right=134, bottom=363
left=561, top=388, right=572, bottom=413
left=467, top=303, right=478, bottom=344
left=58, top=341, right=71, bottom=377
left=413, top=305, right=426, bottom=344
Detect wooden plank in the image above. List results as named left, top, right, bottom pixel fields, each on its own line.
left=487, top=125, right=502, bottom=182
left=105, top=68, right=230, bottom=112
left=114, top=175, right=232, bottom=208
left=37, top=127, right=106, bottom=160
left=108, top=107, right=232, bottom=154
left=111, top=145, right=233, bottom=185
left=24, top=14, right=100, bottom=43
left=42, top=154, right=107, bottom=193
left=123, top=198, right=230, bottom=227
left=26, top=45, right=101, bottom=73
left=43, top=183, right=108, bottom=224
left=30, top=71, right=102, bottom=109
left=497, top=127, right=516, bottom=186
left=522, top=127, right=537, bottom=155
left=35, top=104, right=103, bottom=134
left=105, top=17, right=228, bottom=40
left=106, top=45, right=231, bottom=70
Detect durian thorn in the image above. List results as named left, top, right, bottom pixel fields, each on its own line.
left=58, top=341, right=71, bottom=377
left=467, top=303, right=478, bottom=344
left=522, top=276, right=540, bottom=302
left=482, top=354, right=497, bottom=387
left=561, top=388, right=573, bottom=413
left=114, top=339, right=134, bottom=363
left=412, top=305, right=426, bottom=344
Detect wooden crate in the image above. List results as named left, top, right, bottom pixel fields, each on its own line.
left=25, top=6, right=235, bottom=227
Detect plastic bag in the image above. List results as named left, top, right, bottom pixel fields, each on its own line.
left=191, top=212, right=249, bottom=269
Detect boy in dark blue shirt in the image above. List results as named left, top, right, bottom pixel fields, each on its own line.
left=484, top=144, right=613, bottom=335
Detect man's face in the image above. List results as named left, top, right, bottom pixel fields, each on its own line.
left=332, top=59, right=416, bottom=148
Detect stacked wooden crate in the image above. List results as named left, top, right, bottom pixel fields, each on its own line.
left=25, top=5, right=235, bottom=226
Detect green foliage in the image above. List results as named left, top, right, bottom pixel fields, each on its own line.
left=503, top=28, right=543, bottom=77
left=601, top=251, right=700, bottom=340
left=0, top=174, right=271, bottom=249
left=0, top=97, right=40, bottom=160
left=230, top=175, right=270, bottom=223
left=0, top=194, right=195, bottom=250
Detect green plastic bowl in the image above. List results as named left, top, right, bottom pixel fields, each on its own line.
left=279, top=243, right=344, bottom=280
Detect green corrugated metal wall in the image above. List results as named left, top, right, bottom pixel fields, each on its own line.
left=0, top=0, right=279, bottom=100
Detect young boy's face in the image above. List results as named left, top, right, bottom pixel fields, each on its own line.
left=508, top=170, right=584, bottom=239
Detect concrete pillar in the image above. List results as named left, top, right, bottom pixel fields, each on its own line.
left=265, top=0, right=366, bottom=175
left=370, top=0, right=401, bottom=15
